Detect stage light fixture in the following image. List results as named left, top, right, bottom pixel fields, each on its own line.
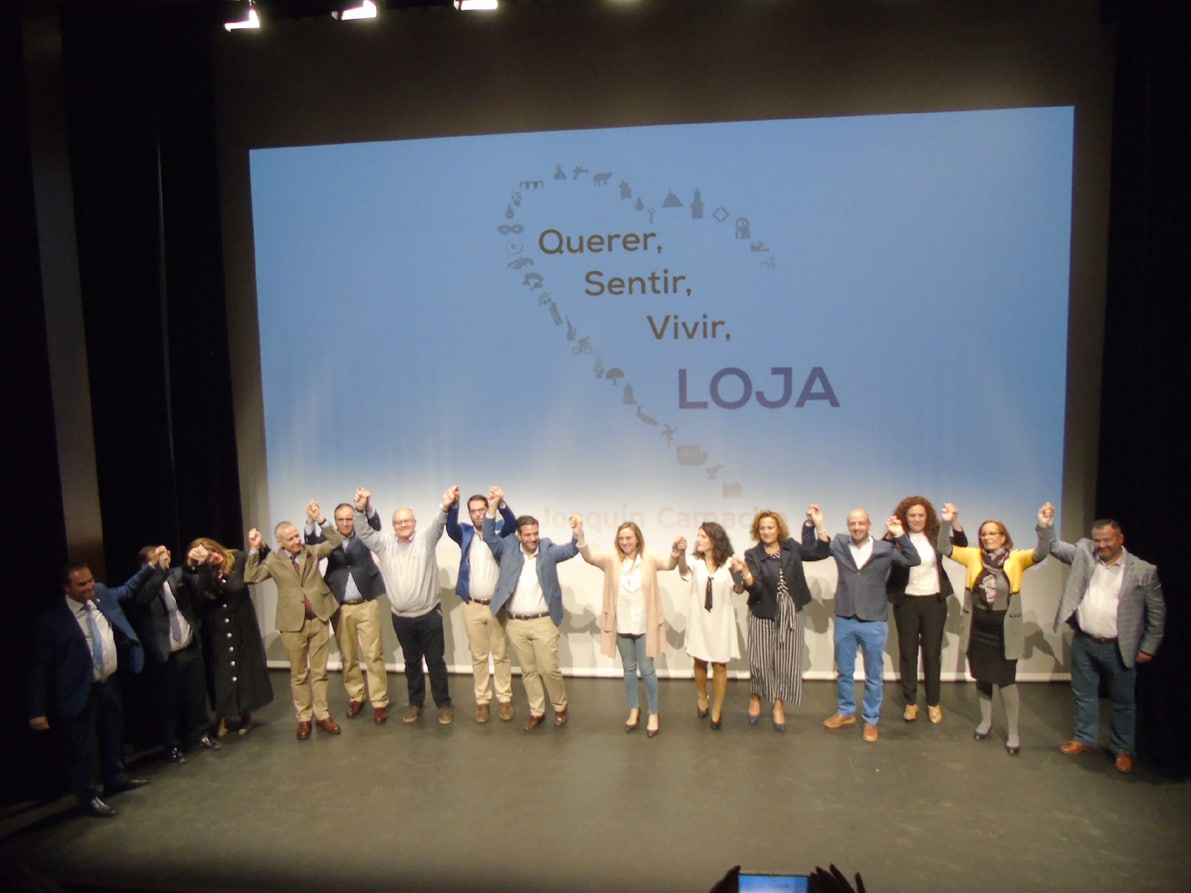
left=334, top=1, right=378, bottom=21
left=224, top=1, right=260, bottom=31
left=455, top=0, right=499, bottom=10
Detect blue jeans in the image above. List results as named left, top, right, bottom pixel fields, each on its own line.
left=834, top=617, right=888, bottom=725
left=1071, top=631, right=1136, bottom=755
left=617, top=634, right=658, bottom=714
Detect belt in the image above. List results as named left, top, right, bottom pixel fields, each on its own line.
left=470, top=597, right=492, bottom=606
left=342, top=599, right=366, bottom=606
left=508, top=611, right=549, bottom=621
left=1078, top=630, right=1118, bottom=645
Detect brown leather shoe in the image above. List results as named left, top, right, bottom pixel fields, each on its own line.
left=373, top=706, right=388, bottom=725
left=553, top=708, right=569, bottom=727
left=498, top=701, right=515, bottom=721
left=863, top=722, right=880, bottom=743
left=927, top=704, right=944, bottom=724
left=1060, top=739, right=1093, bottom=755
left=296, top=721, right=312, bottom=740
left=346, top=700, right=364, bottom=719
left=1115, top=752, right=1134, bottom=773
left=823, top=712, right=857, bottom=729
left=438, top=705, right=455, bottom=726
left=316, top=717, right=341, bottom=735
left=524, top=713, right=546, bottom=732
left=475, top=703, right=490, bottom=723
left=402, top=705, right=422, bottom=723
left=903, top=704, right=919, bottom=722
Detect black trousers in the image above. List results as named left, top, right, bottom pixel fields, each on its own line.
left=391, top=605, right=451, bottom=708
left=893, top=594, right=947, bottom=706
left=148, top=642, right=210, bottom=748
left=64, top=677, right=128, bottom=803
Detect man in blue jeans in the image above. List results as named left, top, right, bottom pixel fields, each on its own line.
left=823, top=509, right=920, bottom=743
left=1051, top=519, right=1164, bottom=773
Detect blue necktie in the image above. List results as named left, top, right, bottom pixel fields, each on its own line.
left=85, top=602, right=104, bottom=676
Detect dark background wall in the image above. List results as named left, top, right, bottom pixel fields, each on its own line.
left=4, top=0, right=1187, bottom=804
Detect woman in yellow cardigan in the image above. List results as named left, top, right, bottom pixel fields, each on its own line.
left=576, top=519, right=686, bottom=737
left=937, top=502, right=1054, bottom=754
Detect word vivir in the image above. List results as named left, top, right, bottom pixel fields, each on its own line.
left=678, top=367, right=839, bottom=409
left=648, top=314, right=728, bottom=340
left=585, top=269, right=689, bottom=296
left=538, top=229, right=658, bottom=255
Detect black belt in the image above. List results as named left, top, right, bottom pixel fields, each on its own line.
left=508, top=611, right=549, bottom=621
left=471, top=597, right=492, bottom=606
left=1078, top=630, right=1118, bottom=645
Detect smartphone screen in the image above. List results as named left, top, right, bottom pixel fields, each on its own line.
left=738, top=872, right=811, bottom=892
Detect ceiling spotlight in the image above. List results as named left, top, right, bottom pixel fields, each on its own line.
left=224, top=2, right=260, bottom=31
left=455, top=1, right=499, bottom=10
left=334, top=1, right=377, bottom=21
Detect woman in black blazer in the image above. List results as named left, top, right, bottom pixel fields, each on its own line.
left=737, top=507, right=831, bottom=731
left=885, top=497, right=966, bottom=725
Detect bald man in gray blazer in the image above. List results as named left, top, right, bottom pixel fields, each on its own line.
left=1051, top=518, right=1164, bottom=773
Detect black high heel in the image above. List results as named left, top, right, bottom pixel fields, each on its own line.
left=710, top=716, right=722, bottom=731
left=697, top=704, right=709, bottom=719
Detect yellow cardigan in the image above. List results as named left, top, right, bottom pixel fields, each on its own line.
left=946, top=545, right=1040, bottom=594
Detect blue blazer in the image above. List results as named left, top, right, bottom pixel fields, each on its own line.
left=307, top=512, right=386, bottom=603
left=28, top=565, right=152, bottom=720
left=446, top=501, right=516, bottom=601
left=483, top=516, right=578, bottom=627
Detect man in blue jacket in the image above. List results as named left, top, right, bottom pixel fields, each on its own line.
left=28, top=562, right=156, bottom=817
left=483, top=486, right=579, bottom=731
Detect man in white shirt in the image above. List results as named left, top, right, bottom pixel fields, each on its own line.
left=1052, top=519, right=1165, bottom=772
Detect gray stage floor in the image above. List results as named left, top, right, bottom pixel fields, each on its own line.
left=2, top=671, right=1188, bottom=893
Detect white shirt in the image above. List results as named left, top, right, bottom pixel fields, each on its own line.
left=161, top=578, right=194, bottom=652
left=509, top=549, right=548, bottom=615
left=904, top=532, right=939, bottom=596
left=1076, top=550, right=1126, bottom=639
left=849, top=536, right=874, bottom=570
left=467, top=533, right=501, bottom=601
left=616, top=556, right=645, bottom=636
left=70, top=597, right=117, bottom=682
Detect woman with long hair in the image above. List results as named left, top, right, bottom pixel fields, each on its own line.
left=937, top=502, right=1053, bottom=754
left=886, top=496, right=967, bottom=724
left=576, top=519, right=685, bottom=738
left=683, top=522, right=741, bottom=730
left=738, top=507, right=831, bottom=731
left=180, top=537, right=273, bottom=736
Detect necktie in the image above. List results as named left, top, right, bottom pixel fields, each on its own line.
left=85, top=602, right=104, bottom=675
left=163, top=580, right=184, bottom=643
left=704, top=576, right=714, bottom=613
left=292, top=554, right=315, bottom=619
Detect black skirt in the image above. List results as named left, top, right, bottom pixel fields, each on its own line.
left=967, top=607, right=1016, bottom=686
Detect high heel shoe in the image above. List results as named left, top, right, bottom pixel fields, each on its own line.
left=773, top=719, right=787, bottom=733
left=973, top=728, right=990, bottom=741
left=646, top=716, right=660, bottom=738
left=747, top=711, right=760, bottom=726
left=697, top=703, right=709, bottom=719
left=1005, top=742, right=1021, bottom=756
left=625, top=709, right=640, bottom=733
left=710, top=716, right=722, bottom=731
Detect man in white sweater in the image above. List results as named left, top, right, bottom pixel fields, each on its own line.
left=353, top=485, right=455, bottom=725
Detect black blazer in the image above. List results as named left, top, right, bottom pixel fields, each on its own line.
left=885, top=528, right=968, bottom=606
left=743, top=523, right=831, bottom=618
left=307, top=513, right=386, bottom=602
left=126, top=566, right=202, bottom=664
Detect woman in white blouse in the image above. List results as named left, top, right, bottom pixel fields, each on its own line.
left=577, top=520, right=685, bottom=738
left=683, top=522, right=744, bottom=730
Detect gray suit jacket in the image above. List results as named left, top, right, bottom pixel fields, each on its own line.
left=1051, top=538, right=1164, bottom=668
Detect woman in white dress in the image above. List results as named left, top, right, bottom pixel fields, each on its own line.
left=683, top=522, right=743, bottom=730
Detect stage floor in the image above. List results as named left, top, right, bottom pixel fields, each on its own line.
left=3, top=672, right=1188, bottom=893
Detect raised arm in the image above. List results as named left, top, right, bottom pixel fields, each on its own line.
left=800, top=504, right=832, bottom=560
left=886, top=516, right=922, bottom=567
left=243, top=528, right=272, bottom=583
left=937, top=503, right=959, bottom=558
left=1032, top=502, right=1055, bottom=562
left=352, top=488, right=385, bottom=553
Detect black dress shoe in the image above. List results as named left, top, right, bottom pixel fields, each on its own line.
left=84, top=797, right=118, bottom=818
left=198, top=734, right=223, bottom=751
left=165, top=746, right=187, bottom=764
left=107, top=778, right=149, bottom=795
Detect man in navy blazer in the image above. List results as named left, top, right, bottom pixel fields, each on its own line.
left=307, top=502, right=390, bottom=723
left=28, top=562, right=156, bottom=817
left=446, top=487, right=518, bottom=723
left=822, top=509, right=920, bottom=742
left=126, top=545, right=221, bottom=763
left=1051, top=518, right=1165, bottom=772
left=482, top=486, right=579, bottom=731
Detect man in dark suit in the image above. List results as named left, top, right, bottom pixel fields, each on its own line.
left=28, top=562, right=156, bottom=817
left=1051, top=519, right=1165, bottom=773
left=127, top=545, right=222, bottom=763
left=244, top=501, right=344, bottom=740
left=822, top=509, right=920, bottom=743
left=306, top=503, right=390, bottom=724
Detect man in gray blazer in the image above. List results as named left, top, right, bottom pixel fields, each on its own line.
left=1052, top=519, right=1164, bottom=772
